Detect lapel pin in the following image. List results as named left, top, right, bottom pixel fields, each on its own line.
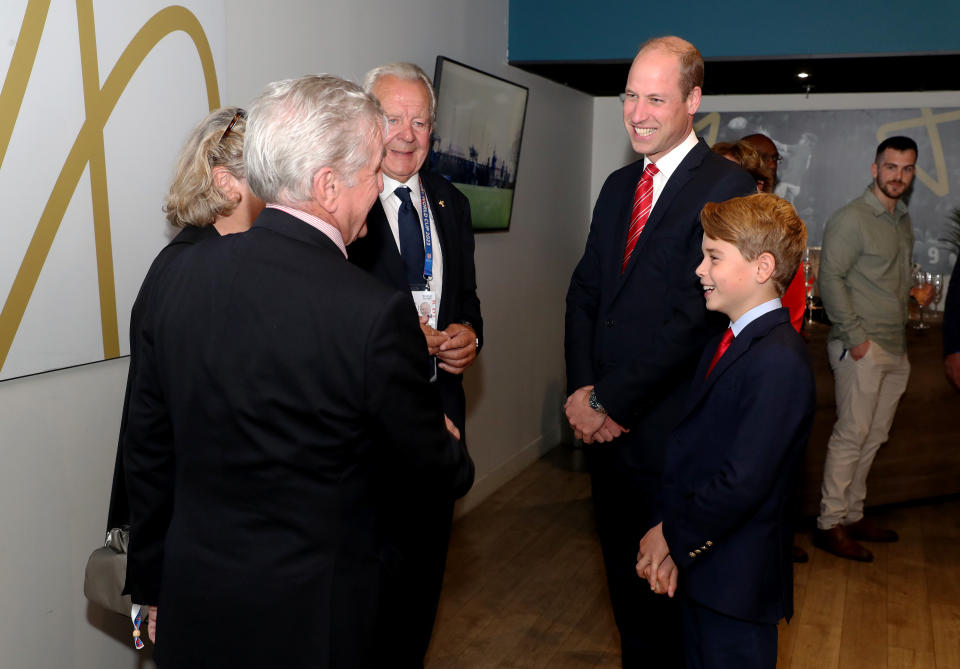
left=438, top=200, right=445, bottom=208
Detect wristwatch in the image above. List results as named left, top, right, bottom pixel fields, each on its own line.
left=459, top=320, right=479, bottom=351
left=588, top=389, right=607, bottom=415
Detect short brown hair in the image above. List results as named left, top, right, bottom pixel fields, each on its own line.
left=700, top=193, right=807, bottom=296
left=638, top=36, right=703, bottom=100
left=163, top=107, right=247, bottom=228
left=711, top=140, right=773, bottom=192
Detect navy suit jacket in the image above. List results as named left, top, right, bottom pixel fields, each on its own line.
left=348, top=171, right=482, bottom=433
left=660, top=308, right=815, bottom=624
left=565, top=139, right=756, bottom=478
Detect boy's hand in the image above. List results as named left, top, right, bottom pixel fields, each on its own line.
left=636, top=522, right=671, bottom=590
left=653, top=555, right=678, bottom=598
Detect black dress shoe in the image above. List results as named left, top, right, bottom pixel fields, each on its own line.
left=813, top=525, right=873, bottom=562
left=792, top=545, right=809, bottom=563
left=845, top=518, right=899, bottom=542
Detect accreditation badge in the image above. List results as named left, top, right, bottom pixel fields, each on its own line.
left=412, top=289, right=438, bottom=330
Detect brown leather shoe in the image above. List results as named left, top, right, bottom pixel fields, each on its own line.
left=813, top=525, right=874, bottom=562
left=845, top=518, right=899, bottom=543
left=792, top=545, right=809, bottom=563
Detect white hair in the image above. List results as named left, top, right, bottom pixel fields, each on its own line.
left=363, top=62, right=436, bottom=122
left=244, top=74, right=384, bottom=205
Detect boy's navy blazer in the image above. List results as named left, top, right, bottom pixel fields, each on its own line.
left=660, top=307, right=815, bottom=624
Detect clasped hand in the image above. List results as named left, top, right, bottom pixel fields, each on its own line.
left=636, top=522, right=678, bottom=598
left=564, top=386, right=629, bottom=444
left=420, top=318, right=477, bottom=374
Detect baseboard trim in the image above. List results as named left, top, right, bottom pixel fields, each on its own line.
left=454, top=431, right=560, bottom=518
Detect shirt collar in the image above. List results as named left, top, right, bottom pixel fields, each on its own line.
left=644, top=129, right=699, bottom=180
left=266, top=204, right=347, bottom=258
left=380, top=173, right=421, bottom=204
left=730, top=298, right=782, bottom=337
left=862, top=184, right=909, bottom=222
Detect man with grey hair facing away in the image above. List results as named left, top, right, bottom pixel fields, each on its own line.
left=348, top=61, right=482, bottom=667
left=123, top=74, right=472, bottom=668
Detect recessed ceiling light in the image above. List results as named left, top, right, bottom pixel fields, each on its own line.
left=797, top=72, right=810, bottom=79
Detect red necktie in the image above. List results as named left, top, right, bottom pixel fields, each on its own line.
left=706, top=328, right=735, bottom=377
left=621, top=163, right=659, bottom=273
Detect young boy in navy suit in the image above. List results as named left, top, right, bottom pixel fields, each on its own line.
left=636, top=193, right=815, bottom=668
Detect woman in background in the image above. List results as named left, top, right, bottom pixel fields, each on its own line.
left=713, top=139, right=806, bottom=332
left=103, top=107, right=263, bottom=643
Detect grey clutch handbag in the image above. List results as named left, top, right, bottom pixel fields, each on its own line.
left=83, top=527, right=132, bottom=615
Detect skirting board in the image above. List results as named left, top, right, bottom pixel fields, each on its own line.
left=454, top=431, right=561, bottom=518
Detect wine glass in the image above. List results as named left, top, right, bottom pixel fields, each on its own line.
left=803, top=249, right=815, bottom=325
left=931, top=273, right=944, bottom=313
left=913, top=269, right=931, bottom=330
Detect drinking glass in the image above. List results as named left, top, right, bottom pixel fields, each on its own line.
left=913, top=269, right=932, bottom=330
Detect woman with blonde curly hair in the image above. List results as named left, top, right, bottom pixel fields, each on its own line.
left=102, top=108, right=263, bottom=637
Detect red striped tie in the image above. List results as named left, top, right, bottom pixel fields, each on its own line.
left=706, top=328, right=735, bottom=377
left=621, top=162, right=659, bottom=273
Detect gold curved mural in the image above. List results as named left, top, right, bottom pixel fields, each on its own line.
left=0, top=1, right=220, bottom=373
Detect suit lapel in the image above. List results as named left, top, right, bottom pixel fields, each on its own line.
left=619, top=141, right=709, bottom=286
left=365, top=199, right=407, bottom=289
left=681, top=308, right=790, bottom=417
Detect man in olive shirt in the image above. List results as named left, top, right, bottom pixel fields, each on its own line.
left=813, top=136, right=919, bottom=562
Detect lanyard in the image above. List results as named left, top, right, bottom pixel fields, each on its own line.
left=417, top=184, right=433, bottom=281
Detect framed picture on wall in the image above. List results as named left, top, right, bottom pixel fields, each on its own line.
left=430, top=56, right=528, bottom=232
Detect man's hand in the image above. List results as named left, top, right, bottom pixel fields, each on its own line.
left=444, top=415, right=461, bottom=440
left=636, top=522, right=671, bottom=592
left=437, top=322, right=477, bottom=374
left=147, top=605, right=158, bottom=644
left=946, top=352, right=960, bottom=391
left=564, top=386, right=606, bottom=443
left=420, top=316, right=448, bottom=356
left=849, top=340, right=871, bottom=361
left=592, top=415, right=629, bottom=443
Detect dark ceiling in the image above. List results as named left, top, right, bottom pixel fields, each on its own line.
left=511, top=53, right=960, bottom=97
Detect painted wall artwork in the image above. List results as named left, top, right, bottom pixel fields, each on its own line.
left=0, top=1, right=226, bottom=381
left=431, top=57, right=528, bottom=232
left=695, top=107, right=960, bottom=276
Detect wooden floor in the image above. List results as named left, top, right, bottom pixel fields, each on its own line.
left=426, top=446, right=960, bottom=668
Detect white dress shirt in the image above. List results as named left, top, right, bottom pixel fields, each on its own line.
left=644, top=129, right=700, bottom=212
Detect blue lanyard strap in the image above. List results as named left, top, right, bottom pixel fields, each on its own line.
left=417, top=184, right=433, bottom=281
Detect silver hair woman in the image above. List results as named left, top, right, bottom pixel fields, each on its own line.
left=106, top=106, right=264, bottom=644
left=163, top=106, right=264, bottom=232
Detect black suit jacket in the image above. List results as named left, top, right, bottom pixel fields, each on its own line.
left=348, top=171, right=482, bottom=432
left=123, top=208, right=472, bottom=668
left=565, top=139, right=756, bottom=477
left=106, top=224, right=219, bottom=531
left=660, top=308, right=815, bottom=624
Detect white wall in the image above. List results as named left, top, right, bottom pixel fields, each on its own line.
left=0, top=1, right=593, bottom=667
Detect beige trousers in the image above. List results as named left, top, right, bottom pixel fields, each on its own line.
left=817, top=338, right=910, bottom=530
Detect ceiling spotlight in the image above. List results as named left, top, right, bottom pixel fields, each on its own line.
left=797, top=72, right=810, bottom=79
